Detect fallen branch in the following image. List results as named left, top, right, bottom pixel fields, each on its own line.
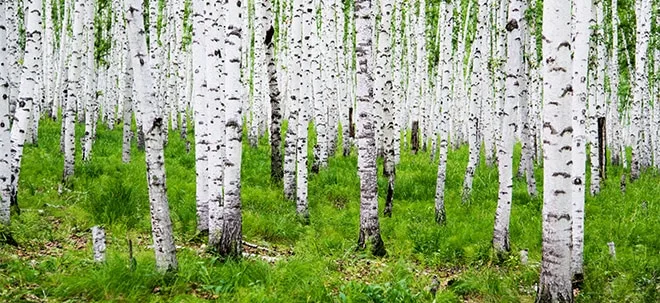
left=244, top=252, right=280, bottom=263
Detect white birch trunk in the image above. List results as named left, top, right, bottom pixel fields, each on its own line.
left=630, top=0, right=651, bottom=180
left=63, top=0, right=85, bottom=182
left=0, top=6, right=11, bottom=225
left=205, top=0, right=226, bottom=248
left=537, top=0, right=573, bottom=299
left=434, top=1, right=453, bottom=225
left=218, top=0, right=243, bottom=258
left=91, top=226, right=106, bottom=263
left=462, top=0, right=488, bottom=203
left=377, top=0, right=395, bottom=217
left=284, top=0, right=303, bottom=200
left=296, top=0, right=313, bottom=222
left=570, top=0, right=591, bottom=281
left=355, top=0, right=385, bottom=257
left=10, top=0, right=43, bottom=208
left=125, top=0, right=178, bottom=272
left=267, top=1, right=283, bottom=182
left=192, top=0, right=210, bottom=233
left=493, top=0, right=522, bottom=253
left=6, top=0, right=20, bottom=117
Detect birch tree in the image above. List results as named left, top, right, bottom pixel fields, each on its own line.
left=462, top=0, right=488, bottom=203
left=267, top=0, right=283, bottom=183
left=192, top=0, right=210, bottom=233
left=0, top=4, right=11, bottom=226
left=283, top=0, right=303, bottom=200
left=434, top=0, right=453, bottom=225
left=205, top=0, right=226, bottom=248
left=570, top=0, right=592, bottom=282
left=296, top=0, right=313, bottom=222
left=63, top=0, right=85, bottom=183
left=125, top=0, right=178, bottom=272
left=493, top=0, right=522, bottom=253
left=10, top=0, right=43, bottom=210
left=630, top=0, right=651, bottom=181
left=355, top=0, right=385, bottom=257
left=537, top=0, right=574, bottom=300
left=218, top=0, right=244, bottom=258
left=376, top=0, right=395, bottom=217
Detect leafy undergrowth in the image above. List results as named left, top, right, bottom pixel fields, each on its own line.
left=0, top=119, right=657, bottom=302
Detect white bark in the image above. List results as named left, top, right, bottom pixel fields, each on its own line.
left=63, top=0, right=85, bottom=182
left=0, top=5, right=11, bottom=225
left=205, top=0, right=226, bottom=248
left=10, top=0, right=43, bottom=208
left=434, top=1, right=453, bottom=225
left=218, top=0, right=243, bottom=258
left=192, top=0, right=210, bottom=233
left=91, top=226, right=106, bottom=263
left=462, top=0, right=488, bottom=203
left=377, top=0, right=395, bottom=217
left=267, top=0, right=283, bottom=182
left=493, top=0, right=522, bottom=253
left=125, top=0, right=178, bottom=272
left=570, top=0, right=591, bottom=281
left=588, top=0, right=605, bottom=196
left=355, top=0, right=385, bottom=256
left=6, top=0, right=20, bottom=116
left=296, top=0, right=313, bottom=222
left=538, top=0, right=573, bottom=300
left=630, top=0, right=652, bottom=180
left=284, top=0, right=302, bottom=200
left=518, top=1, right=537, bottom=197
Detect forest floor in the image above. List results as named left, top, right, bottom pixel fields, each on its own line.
left=0, top=119, right=658, bottom=302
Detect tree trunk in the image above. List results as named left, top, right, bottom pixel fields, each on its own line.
left=0, top=6, right=11, bottom=226
left=10, top=0, right=43, bottom=212
left=537, top=0, right=573, bottom=300
left=493, top=0, right=522, bottom=253
left=570, top=0, right=591, bottom=283
left=631, top=0, right=652, bottom=181
left=125, top=0, right=178, bottom=272
left=462, top=0, right=488, bottom=204
left=267, top=3, right=283, bottom=183
left=192, top=0, right=210, bottom=234
left=205, top=0, right=226, bottom=248
left=434, top=0, right=453, bottom=225
left=218, top=0, right=244, bottom=258
left=355, top=0, right=385, bottom=257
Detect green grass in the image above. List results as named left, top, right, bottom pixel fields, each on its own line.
left=0, top=118, right=657, bottom=302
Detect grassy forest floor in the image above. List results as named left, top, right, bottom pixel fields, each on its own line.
left=0, top=118, right=658, bottom=302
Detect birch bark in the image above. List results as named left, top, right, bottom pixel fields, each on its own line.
left=493, top=0, right=522, bottom=253
left=355, top=0, right=385, bottom=257
left=570, top=0, right=591, bottom=281
left=537, top=0, right=573, bottom=299
left=11, top=0, right=43, bottom=209
left=125, top=0, right=178, bottom=272
left=218, top=0, right=244, bottom=258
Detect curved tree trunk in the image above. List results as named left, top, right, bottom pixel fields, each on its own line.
left=10, top=0, right=43, bottom=211
left=125, top=0, right=178, bottom=272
